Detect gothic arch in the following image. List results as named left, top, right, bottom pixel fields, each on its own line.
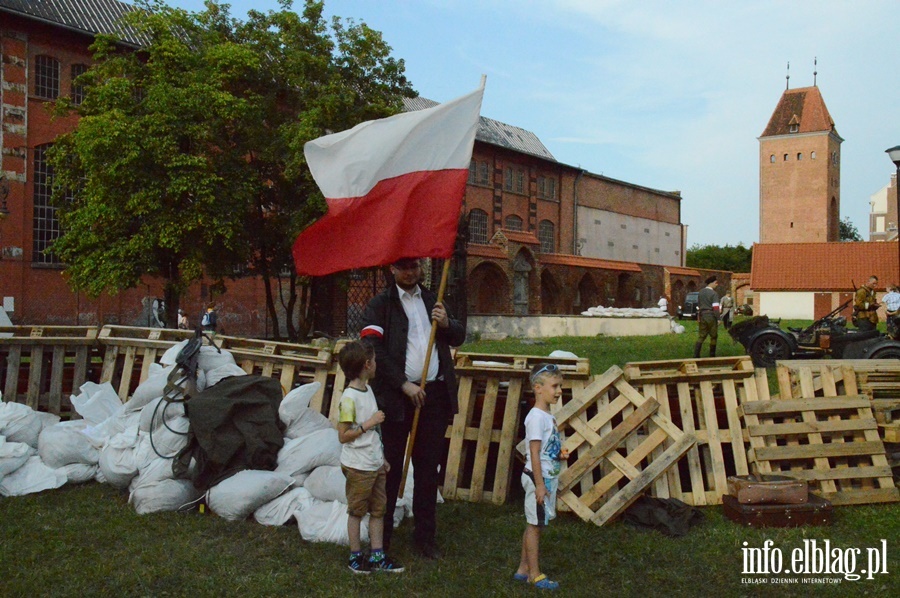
left=468, top=261, right=511, bottom=314
left=512, top=248, right=535, bottom=315
left=578, top=273, right=599, bottom=311
left=541, top=269, right=562, bottom=315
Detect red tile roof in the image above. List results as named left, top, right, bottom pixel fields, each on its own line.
left=496, top=229, right=540, bottom=245
left=761, top=86, right=837, bottom=137
left=541, top=254, right=642, bottom=272
left=750, top=242, right=900, bottom=291
left=467, top=244, right=508, bottom=259
left=665, top=266, right=701, bottom=277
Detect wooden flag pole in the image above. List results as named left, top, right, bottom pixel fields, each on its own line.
left=398, top=258, right=452, bottom=498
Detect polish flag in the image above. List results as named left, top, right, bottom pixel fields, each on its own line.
left=293, top=85, right=484, bottom=276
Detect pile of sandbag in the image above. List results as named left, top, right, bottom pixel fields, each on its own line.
left=580, top=305, right=670, bottom=318
left=0, top=339, right=424, bottom=548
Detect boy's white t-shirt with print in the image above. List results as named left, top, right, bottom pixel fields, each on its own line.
left=338, top=386, right=384, bottom=471
left=524, top=407, right=562, bottom=479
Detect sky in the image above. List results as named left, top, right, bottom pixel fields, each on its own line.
left=165, top=0, right=899, bottom=248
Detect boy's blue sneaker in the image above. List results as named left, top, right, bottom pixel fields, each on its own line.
left=370, top=555, right=405, bottom=574
left=347, top=553, right=370, bottom=575
left=532, top=574, right=559, bottom=590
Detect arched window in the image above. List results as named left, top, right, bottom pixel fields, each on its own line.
left=71, top=63, right=89, bottom=105
left=538, top=220, right=555, bottom=253
left=468, top=209, right=489, bottom=244
left=33, top=144, right=62, bottom=264
left=35, top=55, right=60, bottom=99
left=505, top=215, right=523, bottom=231
left=770, top=154, right=776, bottom=163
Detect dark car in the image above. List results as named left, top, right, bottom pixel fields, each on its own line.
left=677, top=292, right=699, bottom=320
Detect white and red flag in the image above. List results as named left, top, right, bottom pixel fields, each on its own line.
left=293, top=85, right=484, bottom=276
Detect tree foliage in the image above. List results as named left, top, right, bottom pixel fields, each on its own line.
left=839, top=216, right=863, bottom=242
left=49, top=0, right=414, bottom=337
left=686, top=243, right=752, bottom=273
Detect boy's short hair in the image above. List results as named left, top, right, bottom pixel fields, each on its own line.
left=338, top=340, right=374, bottom=381
left=530, top=363, right=562, bottom=386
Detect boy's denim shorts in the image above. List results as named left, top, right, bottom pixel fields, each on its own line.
left=522, top=470, right=557, bottom=526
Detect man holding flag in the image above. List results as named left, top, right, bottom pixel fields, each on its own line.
left=361, top=258, right=465, bottom=559
left=294, top=83, right=484, bottom=559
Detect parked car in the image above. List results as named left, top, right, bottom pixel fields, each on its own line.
left=677, top=292, right=699, bottom=320
left=728, top=299, right=900, bottom=368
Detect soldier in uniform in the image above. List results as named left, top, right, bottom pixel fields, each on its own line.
left=694, top=276, right=720, bottom=358
left=853, top=275, right=879, bottom=331
left=720, top=290, right=734, bottom=330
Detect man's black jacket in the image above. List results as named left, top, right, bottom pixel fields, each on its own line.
left=361, top=284, right=466, bottom=422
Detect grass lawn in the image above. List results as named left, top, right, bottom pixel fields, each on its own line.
left=2, top=320, right=898, bottom=597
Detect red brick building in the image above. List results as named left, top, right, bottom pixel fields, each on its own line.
left=1, top=0, right=719, bottom=338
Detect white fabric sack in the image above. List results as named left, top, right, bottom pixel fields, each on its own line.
left=275, top=428, right=341, bottom=477
left=99, top=426, right=140, bottom=489
left=254, top=486, right=314, bottom=526
left=0, top=455, right=67, bottom=496
left=279, top=383, right=321, bottom=425
left=304, top=465, right=347, bottom=503
left=159, top=340, right=189, bottom=366
left=71, top=381, right=121, bottom=425
left=0, top=401, right=44, bottom=448
left=205, top=363, right=248, bottom=388
left=38, top=420, right=99, bottom=468
left=0, top=436, right=35, bottom=479
left=296, top=499, right=368, bottom=545
left=197, top=346, right=237, bottom=374
left=130, top=455, right=177, bottom=490
left=206, top=470, right=294, bottom=521
left=58, top=462, right=98, bottom=484
left=290, top=471, right=310, bottom=487
left=139, top=397, right=186, bottom=434
left=127, top=364, right=175, bottom=409
left=548, top=350, right=579, bottom=359
left=143, top=415, right=189, bottom=459
left=284, top=408, right=333, bottom=440
left=130, top=478, right=201, bottom=515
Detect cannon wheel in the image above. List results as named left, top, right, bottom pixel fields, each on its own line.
left=870, top=347, right=900, bottom=360
left=749, top=334, right=790, bottom=368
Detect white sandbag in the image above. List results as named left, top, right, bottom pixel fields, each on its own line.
left=0, top=455, right=67, bottom=496
left=143, top=415, right=189, bottom=458
left=296, top=499, right=369, bottom=545
left=548, top=350, right=579, bottom=359
left=279, top=383, right=321, bottom=425
left=58, top=462, right=98, bottom=484
left=392, top=462, right=444, bottom=528
left=0, top=401, right=44, bottom=448
left=38, top=420, right=99, bottom=468
left=275, top=428, right=341, bottom=477
left=254, top=486, right=314, bottom=526
left=197, top=346, right=237, bottom=374
left=304, top=465, right=347, bottom=503
left=127, top=364, right=175, bottom=410
left=71, top=381, right=121, bottom=425
left=130, top=478, right=202, bottom=515
left=159, top=340, right=189, bottom=366
left=138, top=397, right=186, bottom=434
left=98, top=426, right=140, bottom=489
left=284, top=408, right=333, bottom=440
left=0, top=437, right=34, bottom=479
left=36, top=411, right=62, bottom=432
left=205, top=363, right=247, bottom=387
left=206, top=470, right=294, bottom=521
left=130, top=456, right=177, bottom=490
left=290, top=471, right=310, bottom=487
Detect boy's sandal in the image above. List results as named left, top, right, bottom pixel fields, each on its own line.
left=513, top=572, right=529, bottom=582
left=532, top=574, right=560, bottom=590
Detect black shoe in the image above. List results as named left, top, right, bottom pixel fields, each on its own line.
left=415, top=542, right=441, bottom=560
left=370, top=554, right=405, bottom=574
left=348, top=553, right=371, bottom=575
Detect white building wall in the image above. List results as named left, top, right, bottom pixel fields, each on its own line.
left=757, top=292, right=815, bottom=319
left=869, top=182, right=890, bottom=239
left=577, top=206, right=682, bottom=266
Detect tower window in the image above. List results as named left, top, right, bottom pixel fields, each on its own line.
left=811, top=151, right=817, bottom=160
left=797, top=153, right=802, bottom=160
left=770, top=155, right=776, bottom=163
left=783, top=154, right=789, bottom=161
left=789, top=123, right=799, bottom=133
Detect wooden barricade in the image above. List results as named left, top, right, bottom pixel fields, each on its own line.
left=739, top=395, right=899, bottom=505
left=552, top=365, right=695, bottom=526
left=0, top=326, right=100, bottom=415
left=623, top=356, right=757, bottom=506
left=97, top=326, right=194, bottom=401
left=441, top=352, right=590, bottom=505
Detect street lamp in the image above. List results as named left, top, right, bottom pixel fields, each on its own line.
left=887, top=146, right=900, bottom=281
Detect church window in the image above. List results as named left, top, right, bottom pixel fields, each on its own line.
left=35, top=55, right=60, bottom=99
left=538, top=220, right=555, bottom=253
left=770, top=155, right=776, bottom=163
left=797, top=153, right=802, bottom=160
left=789, top=123, right=799, bottom=133
left=783, top=154, right=788, bottom=161
left=811, top=151, right=816, bottom=160
left=505, top=215, right=523, bottom=231
left=468, top=209, right=489, bottom=244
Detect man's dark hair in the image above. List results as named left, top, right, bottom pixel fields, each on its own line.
left=705, top=275, right=718, bottom=285
left=338, top=340, right=375, bottom=382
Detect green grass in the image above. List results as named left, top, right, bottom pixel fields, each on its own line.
left=2, top=322, right=898, bottom=597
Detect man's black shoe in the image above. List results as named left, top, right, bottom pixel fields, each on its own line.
left=415, top=542, right=441, bottom=560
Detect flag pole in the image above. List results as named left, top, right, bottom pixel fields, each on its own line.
left=399, top=258, right=452, bottom=498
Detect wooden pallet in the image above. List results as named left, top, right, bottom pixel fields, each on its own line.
left=454, top=352, right=591, bottom=379
left=97, top=326, right=194, bottom=401
left=739, top=393, right=899, bottom=506
left=0, top=326, right=100, bottom=414
left=554, top=366, right=695, bottom=525
left=881, top=422, right=900, bottom=443
left=623, top=356, right=757, bottom=505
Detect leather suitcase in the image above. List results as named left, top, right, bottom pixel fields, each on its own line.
left=722, top=494, right=833, bottom=528
left=726, top=474, right=808, bottom=504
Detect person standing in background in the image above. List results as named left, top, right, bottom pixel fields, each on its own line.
left=694, top=276, right=720, bottom=358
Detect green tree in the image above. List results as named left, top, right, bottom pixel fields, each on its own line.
left=839, top=216, right=863, bottom=241
left=49, top=0, right=413, bottom=337
left=686, top=243, right=753, bottom=273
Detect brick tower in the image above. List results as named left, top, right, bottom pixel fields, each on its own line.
left=759, top=85, right=842, bottom=243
